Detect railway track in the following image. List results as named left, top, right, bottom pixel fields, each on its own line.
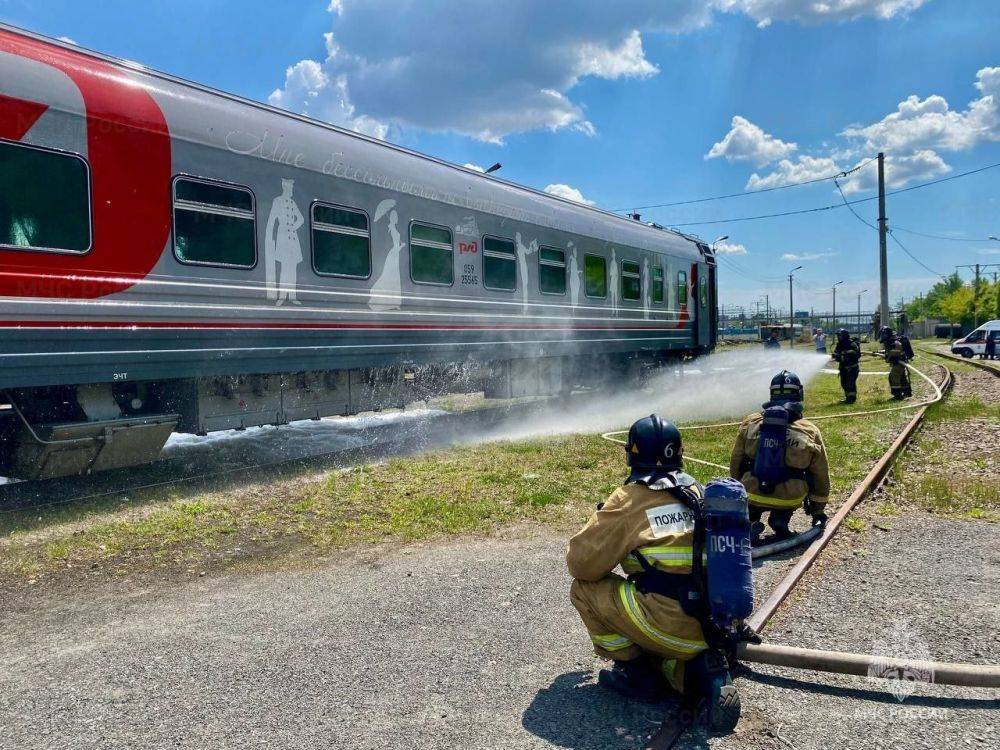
left=636, top=360, right=959, bottom=750
left=918, top=346, right=1000, bottom=376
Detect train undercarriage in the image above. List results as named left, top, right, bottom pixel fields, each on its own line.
left=0, top=351, right=687, bottom=481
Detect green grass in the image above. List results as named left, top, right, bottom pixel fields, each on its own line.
left=0, top=357, right=952, bottom=583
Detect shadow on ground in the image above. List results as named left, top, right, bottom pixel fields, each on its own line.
left=522, top=670, right=710, bottom=750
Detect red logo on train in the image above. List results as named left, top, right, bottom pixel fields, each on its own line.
left=0, top=31, right=172, bottom=298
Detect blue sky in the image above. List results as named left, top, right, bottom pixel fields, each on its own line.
left=3, top=0, right=999, bottom=314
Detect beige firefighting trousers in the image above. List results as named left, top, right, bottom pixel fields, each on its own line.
left=567, top=481, right=710, bottom=688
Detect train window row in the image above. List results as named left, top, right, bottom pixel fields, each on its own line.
left=0, top=142, right=692, bottom=307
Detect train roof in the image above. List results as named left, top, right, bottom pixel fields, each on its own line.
left=2, top=23, right=709, bottom=261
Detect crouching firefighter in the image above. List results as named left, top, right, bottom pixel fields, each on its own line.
left=833, top=328, right=862, bottom=404
left=567, top=415, right=758, bottom=734
left=729, top=371, right=831, bottom=545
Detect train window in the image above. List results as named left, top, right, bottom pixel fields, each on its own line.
left=584, top=254, right=607, bottom=298
left=0, top=141, right=91, bottom=254
left=652, top=265, right=664, bottom=303
left=173, top=177, right=255, bottom=268
left=312, top=203, right=371, bottom=278
left=699, top=274, right=709, bottom=306
left=410, top=222, right=454, bottom=285
left=677, top=270, right=688, bottom=306
left=539, top=247, right=566, bottom=295
left=483, top=236, right=516, bottom=291
left=621, top=260, right=641, bottom=301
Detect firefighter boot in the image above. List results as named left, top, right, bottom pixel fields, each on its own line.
left=684, top=648, right=741, bottom=734
left=765, top=509, right=795, bottom=543
left=597, top=654, right=666, bottom=702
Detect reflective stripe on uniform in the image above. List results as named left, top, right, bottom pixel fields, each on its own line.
left=590, top=633, right=634, bottom=652
left=748, top=492, right=805, bottom=509
left=617, top=580, right=707, bottom=655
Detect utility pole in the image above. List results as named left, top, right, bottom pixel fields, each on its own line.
left=765, top=295, right=770, bottom=324
left=857, top=289, right=868, bottom=333
left=788, top=266, right=802, bottom=347
left=832, top=281, right=843, bottom=328
left=877, top=152, right=889, bottom=328
left=956, top=263, right=1000, bottom=327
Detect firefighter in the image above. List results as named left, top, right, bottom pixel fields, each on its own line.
left=567, top=415, right=745, bottom=733
left=832, top=328, right=862, bottom=404
left=729, top=371, right=831, bottom=544
left=886, top=338, right=912, bottom=399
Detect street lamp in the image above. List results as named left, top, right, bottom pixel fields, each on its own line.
left=711, top=235, right=729, bottom=251
left=484, top=162, right=502, bottom=174
left=857, top=289, right=868, bottom=333
left=989, top=236, right=999, bottom=242
left=832, top=280, right=844, bottom=327
left=788, top=265, right=803, bottom=347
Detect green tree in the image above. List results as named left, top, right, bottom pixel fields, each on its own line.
left=938, top=285, right=974, bottom=326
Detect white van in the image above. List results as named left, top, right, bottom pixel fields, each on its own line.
left=951, top=320, right=1000, bottom=357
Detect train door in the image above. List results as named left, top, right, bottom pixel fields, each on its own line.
left=695, top=262, right=712, bottom=349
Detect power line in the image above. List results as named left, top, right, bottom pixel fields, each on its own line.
left=834, top=177, right=878, bottom=230
left=888, top=230, right=946, bottom=278
left=612, top=158, right=876, bottom=213
left=890, top=225, right=991, bottom=242
left=663, top=160, right=1000, bottom=228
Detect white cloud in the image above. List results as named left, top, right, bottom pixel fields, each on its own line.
left=57, top=36, right=78, bottom=45
left=706, top=116, right=797, bottom=166
left=745, top=154, right=842, bottom=189
left=717, top=0, right=928, bottom=27
left=544, top=183, right=595, bottom=205
left=841, top=67, right=1000, bottom=154
left=269, top=55, right=388, bottom=139
left=780, top=251, right=839, bottom=261
left=715, top=240, right=748, bottom=255
left=270, top=2, right=928, bottom=143
left=840, top=149, right=950, bottom=194
left=269, top=2, right=719, bottom=143
left=463, top=163, right=486, bottom=172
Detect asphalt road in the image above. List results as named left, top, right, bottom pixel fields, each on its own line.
left=1, top=518, right=997, bottom=750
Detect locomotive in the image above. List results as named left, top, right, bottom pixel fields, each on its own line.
left=0, top=25, right=717, bottom=481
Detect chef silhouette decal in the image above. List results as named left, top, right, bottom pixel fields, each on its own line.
left=264, top=178, right=304, bottom=306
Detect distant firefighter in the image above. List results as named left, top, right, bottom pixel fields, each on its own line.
left=886, top=338, right=913, bottom=400
left=729, top=371, right=831, bottom=545
left=833, top=328, right=862, bottom=404
left=567, top=415, right=754, bottom=734
left=764, top=329, right=781, bottom=349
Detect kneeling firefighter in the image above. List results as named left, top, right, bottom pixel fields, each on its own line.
left=833, top=328, right=862, bottom=404
left=568, top=415, right=757, bottom=733
left=729, top=371, right=831, bottom=544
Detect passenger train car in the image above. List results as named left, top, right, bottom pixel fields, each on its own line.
left=0, top=26, right=717, bottom=480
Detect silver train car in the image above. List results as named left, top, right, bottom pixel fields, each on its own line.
left=0, top=25, right=717, bottom=480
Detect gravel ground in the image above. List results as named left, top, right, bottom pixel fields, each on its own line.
left=0, top=525, right=803, bottom=750
left=1, top=363, right=995, bottom=750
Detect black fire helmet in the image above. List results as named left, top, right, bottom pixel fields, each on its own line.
left=837, top=328, right=851, bottom=341
left=769, top=370, right=804, bottom=405
left=625, top=414, right=683, bottom=484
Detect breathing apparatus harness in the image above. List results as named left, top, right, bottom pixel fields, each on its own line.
left=624, top=474, right=759, bottom=657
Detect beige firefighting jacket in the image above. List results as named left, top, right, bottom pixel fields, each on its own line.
left=567, top=479, right=707, bottom=654
left=568, top=479, right=705, bottom=579
left=729, top=413, right=831, bottom=509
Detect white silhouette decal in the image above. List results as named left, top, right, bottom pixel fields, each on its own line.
left=264, top=178, right=304, bottom=306
left=642, top=257, right=650, bottom=320
left=609, top=248, right=619, bottom=317
left=369, top=199, right=404, bottom=311
left=568, top=242, right=580, bottom=308
left=515, top=232, right=538, bottom=311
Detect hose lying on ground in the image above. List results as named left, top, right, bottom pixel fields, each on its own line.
left=738, top=642, right=1000, bottom=688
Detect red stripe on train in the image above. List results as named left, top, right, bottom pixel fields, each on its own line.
left=0, top=320, right=687, bottom=332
